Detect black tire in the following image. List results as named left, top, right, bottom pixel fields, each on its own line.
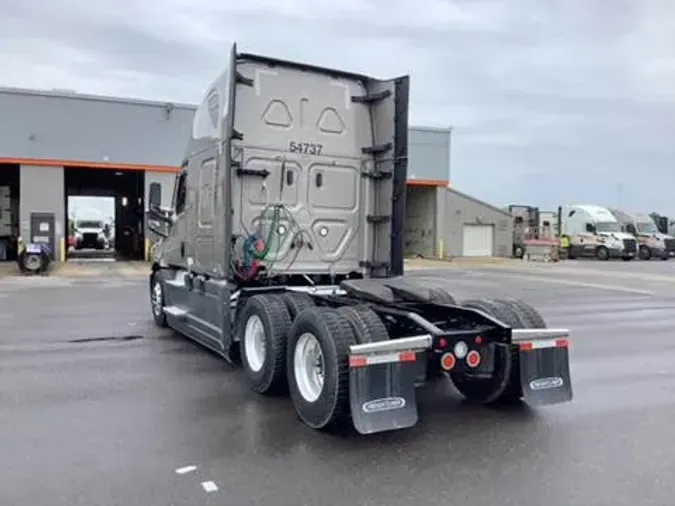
left=149, top=270, right=168, bottom=328
left=497, top=298, right=547, bottom=329
left=417, top=282, right=456, bottom=304
left=286, top=308, right=356, bottom=430
left=639, top=246, right=651, bottom=260
left=661, top=255, right=669, bottom=261
left=514, top=245, right=525, bottom=259
left=280, top=292, right=315, bottom=320
left=596, top=246, right=610, bottom=261
left=17, top=248, right=50, bottom=274
left=336, top=305, right=389, bottom=344
left=238, top=294, right=292, bottom=395
left=450, top=298, right=524, bottom=404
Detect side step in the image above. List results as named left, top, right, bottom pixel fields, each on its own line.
left=163, top=306, right=188, bottom=320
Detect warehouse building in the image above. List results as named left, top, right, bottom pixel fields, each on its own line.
left=0, top=86, right=512, bottom=263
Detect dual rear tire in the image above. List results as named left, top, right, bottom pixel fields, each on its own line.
left=450, top=297, right=546, bottom=405
left=238, top=293, right=388, bottom=430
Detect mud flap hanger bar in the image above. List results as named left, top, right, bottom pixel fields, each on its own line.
left=348, top=327, right=571, bottom=356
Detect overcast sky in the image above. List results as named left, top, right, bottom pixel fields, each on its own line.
left=2, top=0, right=675, bottom=214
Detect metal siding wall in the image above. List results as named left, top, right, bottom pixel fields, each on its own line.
left=20, top=165, right=65, bottom=261
left=408, top=128, right=451, bottom=182
left=442, top=189, right=513, bottom=258
left=0, top=90, right=451, bottom=185
left=0, top=90, right=194, bottom=166
left=403, top=186, right=437, bottom=257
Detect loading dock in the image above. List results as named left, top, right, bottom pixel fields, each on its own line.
left=0, top=164, right=20, bottom=261
left=65, top=167, right=145, bottom=261
left=462, top=224, right=495, bottom=257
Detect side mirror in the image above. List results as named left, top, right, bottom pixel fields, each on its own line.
left=585, top=223, right=596, bottom=233
left=149, top=182, right=162, bottom=209
left=626, top=224, right=636, bottom=235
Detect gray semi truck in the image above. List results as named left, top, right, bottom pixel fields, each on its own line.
left=146, top=44, right=573, bottom=435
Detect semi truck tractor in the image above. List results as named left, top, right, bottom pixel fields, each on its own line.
left=561, top=204, right=637, bottom=260
left=609, top=209, right=675, bottom=260
left=146, top=44, right=573, bottom=435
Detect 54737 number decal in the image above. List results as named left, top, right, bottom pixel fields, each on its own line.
left=289, top=141, right=323, bottom=156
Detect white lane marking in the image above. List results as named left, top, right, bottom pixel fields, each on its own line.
left=175, top=465, right=197, bottom=475
left=483, top=272, right=654, bottom=295
left=201, top=481, right=219, bottom=493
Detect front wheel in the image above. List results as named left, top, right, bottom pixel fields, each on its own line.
left=596, top=246, right=610, bottom=261
left=639, top=246, right=651, bottom=260
left=150, top=271, right=168, bottom=327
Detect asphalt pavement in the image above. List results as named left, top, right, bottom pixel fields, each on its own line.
left=1, top=264, right=674, bottom=506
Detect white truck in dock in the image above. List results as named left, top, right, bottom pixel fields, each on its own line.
left=561, top=204, right=638, bottom=261
left=145, top=44, right=573, bottom=435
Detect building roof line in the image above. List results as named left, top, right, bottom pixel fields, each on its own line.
left=0, top=86, right=197, bottom=111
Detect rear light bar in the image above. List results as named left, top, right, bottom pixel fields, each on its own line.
left=519, top=338, right=569, bottom=352
left=349, top=351, right=417, bottom=368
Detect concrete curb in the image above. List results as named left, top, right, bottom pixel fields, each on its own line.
left=404, top=257, right=519, bottom=271
left=0, top=262, right=151, bottom=278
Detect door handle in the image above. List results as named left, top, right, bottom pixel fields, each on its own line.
left=180, top=242, right=185, bottom=258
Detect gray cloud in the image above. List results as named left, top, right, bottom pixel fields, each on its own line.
left=1, top=0, right=674, bottom=212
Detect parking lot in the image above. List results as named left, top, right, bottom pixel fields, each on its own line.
left=1, top=260, right=675, bottom=506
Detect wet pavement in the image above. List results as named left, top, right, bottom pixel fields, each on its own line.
left=1, top=269, right=674, bottom=506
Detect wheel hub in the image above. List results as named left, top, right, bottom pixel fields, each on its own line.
left=294, top=332, right=325, bottom=403
left=25, top=254, right=41, bottom=271
left=244, top=315, right=266, bottom=372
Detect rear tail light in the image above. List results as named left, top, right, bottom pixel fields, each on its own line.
left=440, top=352, right=456, bottom=371
left=466, top=350, right=481, bottom=368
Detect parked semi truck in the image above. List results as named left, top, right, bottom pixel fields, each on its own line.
left=609, top=209, right=675, bottom=260
left=561, top=204, right=637, bottom=260
left=146, top=44, right=573, bottom=435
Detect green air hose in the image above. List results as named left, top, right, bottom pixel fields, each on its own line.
left=252, top=205, right=281, bottom=260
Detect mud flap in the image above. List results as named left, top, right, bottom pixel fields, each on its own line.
left=519, top=343, right=573, bottom=406
left=349, top=359, right=419, bottom=435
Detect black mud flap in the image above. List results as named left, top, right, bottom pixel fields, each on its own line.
left=519, top=343, right=573, bottom=406
left=349, top=359, right=419, bottom=435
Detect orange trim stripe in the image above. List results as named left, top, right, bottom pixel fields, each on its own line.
left=2, top=158, right=450, bottom=185
left=0, top=157, right=180, bottom=173
left=406, top=179, right=448, bottom=187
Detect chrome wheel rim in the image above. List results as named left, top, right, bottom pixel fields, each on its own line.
left=244, top=315, right=266, bottom=372
left=294, top=332, right=325, bottom=402
left=151, top=279, right=163, bottom=317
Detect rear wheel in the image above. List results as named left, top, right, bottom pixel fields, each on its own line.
left=451, top=298, right=548, bottom=404
left=286, top=308, right=356, bottom=430
left=336, top=305, right=389, bottom=344
left=238, top=294, right=292, bottom=395
left=450, top=299, right=518, bottom=404
left=639, top=245, right=651, bottom=260
left=280, top=292, right=315, bottom=320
